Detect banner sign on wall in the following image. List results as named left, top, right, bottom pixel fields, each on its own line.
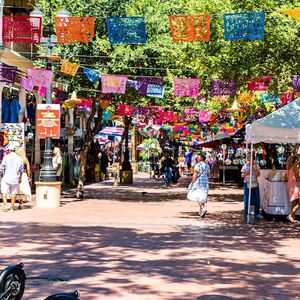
left=36, top=104, right=61, bottom=139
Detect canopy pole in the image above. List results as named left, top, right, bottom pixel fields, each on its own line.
left=247, top=143, right=254, bottom=223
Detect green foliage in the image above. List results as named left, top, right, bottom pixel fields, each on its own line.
left=37, top=0, right=300, bottom=107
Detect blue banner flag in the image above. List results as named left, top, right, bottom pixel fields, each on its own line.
left=83, top=67, right=100, bottom=83
left=223, top=12, right=265, bottom=41
left=106, top=17, right=147, bottom=44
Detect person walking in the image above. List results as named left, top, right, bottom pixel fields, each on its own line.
left=178, top=153, right=186, bottom=176
left=161, top=153, right=174, bottom=186
left=0, top=145, right=24, bottom=211
left=52, top=147, right=63, bottom=181
left=16, top=147, right=32, bottom=209
left=287, top=157, right=300, bottom=223
left=241, top=153, right=264, bottom=220
left=187, top=153, right=210, bottom=217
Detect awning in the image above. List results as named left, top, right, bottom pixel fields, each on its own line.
left=98, top=127, right=125, bottom=136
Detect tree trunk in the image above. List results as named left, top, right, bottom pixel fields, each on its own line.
left=76, top=97, right=103, bottom=198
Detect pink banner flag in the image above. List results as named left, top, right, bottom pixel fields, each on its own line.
left=101, top=75, right=128, bottom=94
left=198, top=110, right=213, bottom=123
left=173, top=78, right=200, bottom=97
left=20, top=77, right=34, bottom=92
left=38, top=86, right=46, bottom=97
left=247, top=76, right=272, bottom=91
left=27, top=69, right=53, bottom=88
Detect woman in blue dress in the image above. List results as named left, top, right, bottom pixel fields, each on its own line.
left=187, top=153, right=210, bottom=217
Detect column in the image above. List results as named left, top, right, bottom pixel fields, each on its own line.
left=34, top=94, right=42, bottom=182
left=68, top=107, right=74, bottom=183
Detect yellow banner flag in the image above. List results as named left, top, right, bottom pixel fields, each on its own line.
left=61, top=61, right=79, bottom=77
left=281, top=8, right=300, bottom=21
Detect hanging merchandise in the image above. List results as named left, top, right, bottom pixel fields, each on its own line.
left=101, top=75, right=128, bottom=94
left=211, top=79, right=236, bottom=97
left=106, top=16, right=147, bottom=44
left=136, top=76, right=164, bottom=96
left=27, top=68, right=53, bottom=88
left=0, top=63, right=17, bottom=83
left=83, top=67, right=100, bottom=83
left=146, top=84, right=165, bottom=98
left=55, top=16, right=95, bottom=44
left=2, top=16, right=42, bottom=43
left=118, top=104, right=135, bottom=116
left=280, top=9, right=300, bottom=21
left=169, top=15, right=210, bottom=42
left=247, top=76, right=272, bottom=91
left=20, top=77, right=34, bottom=92
left=61, top=61, right=79, bottom=77
left=173, top=78, right=200, bottom=96
left=261, top=93, right=279, bottom=104
left=292, top=75, right=300, bottom=92
left=2, top=97, right=21, bottom=123
left=223, top=12, right=265, bottom=41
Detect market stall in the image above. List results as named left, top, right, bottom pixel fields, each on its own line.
left=246, top=98, right=300, bottom=217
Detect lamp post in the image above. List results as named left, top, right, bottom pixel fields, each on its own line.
left=30, top=5, right=70, bottom=182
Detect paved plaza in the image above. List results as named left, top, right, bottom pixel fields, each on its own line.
left=0, top=173, right=299, bottom=299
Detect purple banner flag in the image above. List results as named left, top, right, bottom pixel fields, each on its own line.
left=0, top=63, right=17, bottom=83
left=136, top=77, right=163, bottom=96
left=211, top=79, right=236, bottom=97
left=20, top=77, right=34, bottom=92
left=292, top=75, right=300, bottom=92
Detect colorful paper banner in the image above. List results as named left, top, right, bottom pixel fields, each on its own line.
left=169, top=15, right=210, bottom=42
left=146, top=84, right=165, bottom=98
left=261, top=93, right=279, bottom=104
left=198, top=110, right=213, bottom=123
left=55, top=17, right=95, bottom=44
left=106, top=17, right=147, bottom=44
left=211, top=79, right=236, bottom=96
left=101, top=75, right=128, bottom=94
left=237, top=93, right=255, bottom=104
left=173, top=78, right=200, bottom=96
left=292, top=75, right=300, bottom=92
left=280, top=9, right=300, bottom=21
left=247, top=76, right=272, bottom=91
left=118, top=104, right=135, bottom=116
left=2, top=16, right=42, bottom=44
left=38, top=86, right=46, bottom=97
left=223, top=12, right=265, bottom=41
left=83, top=67, right=100, bottom=83
left=136, top=77, right=164, bottom=96
left=20, top=77, right=34, bottom=92
left=0, top=63, right=17, bottom=83
left=61, top=61, right=79, bottom=77
left=27, top=68, right=53, bottom=88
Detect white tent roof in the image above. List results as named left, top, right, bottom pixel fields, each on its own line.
left=246, top=98, right=300, bottom=144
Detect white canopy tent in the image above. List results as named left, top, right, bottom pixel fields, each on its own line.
left=244, top=98, right=300, bottom=222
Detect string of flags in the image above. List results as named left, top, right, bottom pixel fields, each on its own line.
left=1, top=8, right=300, bottom=45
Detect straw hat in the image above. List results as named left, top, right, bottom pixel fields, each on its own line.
left=62, top=91, right=82, bottom=108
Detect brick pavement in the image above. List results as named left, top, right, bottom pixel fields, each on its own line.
left=0, top=173, right=299, bottom=299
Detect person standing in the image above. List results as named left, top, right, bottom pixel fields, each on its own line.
left=241, top=153, right=264, bottom=220
left=0, top=146, right=24, bottom=211
left=287, top=157, right=300, bottom=223
left=161, top=153, right=174, bottom=186
left=187, top=153, right=210, bottom=217
left=52, top=147, right=63, bottom=181
left=185, top=149, right=192, bottom=174
left=16, top=147, right=32, bottom=209
left=178, top=153, right=186, bottom=176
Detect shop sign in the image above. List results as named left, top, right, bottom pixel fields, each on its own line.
left=36, top=104, right=61, bottom=139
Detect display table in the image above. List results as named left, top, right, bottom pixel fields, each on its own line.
left=258, top=170, right=300, bottom=216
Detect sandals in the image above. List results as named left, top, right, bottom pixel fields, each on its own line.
left=199, top=209, right=207, bottom=217
left=287, top=215, right=296, bottom=223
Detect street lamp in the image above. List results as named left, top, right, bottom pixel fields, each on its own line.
left=30, top=5, right=70, bottom=182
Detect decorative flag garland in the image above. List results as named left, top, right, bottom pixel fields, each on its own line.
left=261, top=93, right=279, bottom=104
left=101, top=75, right=128, bottom=94
left=83, top=67, right=100, bottom=83
left=247, top=76, right=272, bottom=91
left=136, top=76, right=164, bottom=96
left=2, top=16, right=42, bottom=44
left=118, top=103, right=135, bottom=116
left=106, top=16, right=147, bottom=44
left=280, top=9, right=300, bottom=21
left=211, top=79, right=236, bottom=96
left=27, top=68, right=53, bottom=88
left=223, top=12, right=265, bottom=41
left=0, top=63, right=17, bottom=83
left=146, top=84, right=165, bottom=98
left=20, top=77, right=34, bottom=92
left=173, top=78, right=200, bottom=96
left=55, top=17, right=95, bottom=44
left=61, top=61, right=79, bottom=77
left=237, top=93, right=255, bottom=104
left=292, top=75, right=300, bottom=92
left=169, top=15, right=210, bottom=42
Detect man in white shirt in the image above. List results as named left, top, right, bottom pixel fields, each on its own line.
left=0, top=146, right=24, bottom=211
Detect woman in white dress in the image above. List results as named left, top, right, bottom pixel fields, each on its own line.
left=187, top=153, right=210, bottom=217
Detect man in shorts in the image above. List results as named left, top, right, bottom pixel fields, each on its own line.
left=0, top=146, right=24, bottom=211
